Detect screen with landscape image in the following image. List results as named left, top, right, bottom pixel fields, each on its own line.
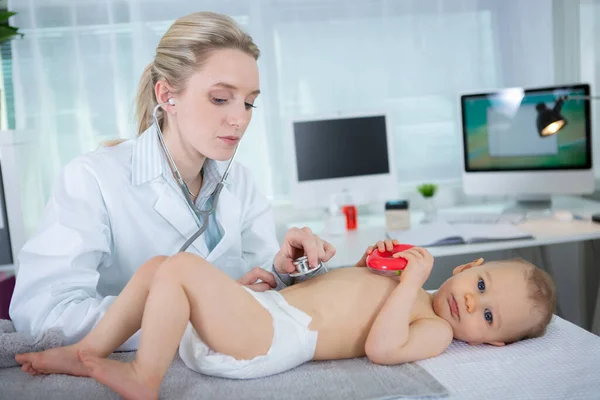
left=462, top=86, right=590, bottom=171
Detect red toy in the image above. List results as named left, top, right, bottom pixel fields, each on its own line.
left=366, top=243, right=414, bottom=276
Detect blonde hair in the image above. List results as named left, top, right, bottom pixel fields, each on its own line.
left=135, top=12, right=260, bottom=135
left=506, top=259, right=556, bottom=343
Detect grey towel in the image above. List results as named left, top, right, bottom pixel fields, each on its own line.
left=0, top=351, right=448, bottom=399
left=0, top=319, right=66, bottom=368
left=0, top=319, right=16, bottom=333
left=0, top=319, right=448, bottom=398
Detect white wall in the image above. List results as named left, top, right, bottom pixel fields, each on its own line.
left=10, top=0, right=592, bottom=224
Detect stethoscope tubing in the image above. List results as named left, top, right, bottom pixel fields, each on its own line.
left=152, top=102, right=239, bottom=252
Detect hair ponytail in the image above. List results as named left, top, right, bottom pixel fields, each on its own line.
left=135, top=63, right=158, bottom=136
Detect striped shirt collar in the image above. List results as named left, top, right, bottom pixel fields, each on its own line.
left=131, top=125, right=232, bottom=194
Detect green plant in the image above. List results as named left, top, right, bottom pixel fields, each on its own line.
left=417, top=183, right=438, bottom=198
left=0, top=12, right=22, bottom=43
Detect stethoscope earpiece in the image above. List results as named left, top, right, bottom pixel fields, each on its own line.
left=168, top=98, right=175, bottom=106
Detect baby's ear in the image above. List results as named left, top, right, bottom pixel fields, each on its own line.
left=452, top=258, right=484, bottom=275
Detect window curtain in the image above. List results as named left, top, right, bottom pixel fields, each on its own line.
left=579, top=0, right=600, bottom=177
left=8, top=0, right=594, bottom=235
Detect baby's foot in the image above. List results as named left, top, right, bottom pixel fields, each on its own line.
left=79, top=350, right=160, bottom=400
left=15, top=345, right=90, bottom=377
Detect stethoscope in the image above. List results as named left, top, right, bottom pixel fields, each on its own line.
left=153, top=99, right=327, bottom=278
left=153, top=99, right=239, bottom=253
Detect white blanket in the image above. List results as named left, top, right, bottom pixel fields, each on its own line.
left=417, top=315, right=600, bottom=399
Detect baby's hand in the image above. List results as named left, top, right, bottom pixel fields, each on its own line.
left=354, top=239, right=399, bottom=267
left=395, top=247, right=434, bottom=287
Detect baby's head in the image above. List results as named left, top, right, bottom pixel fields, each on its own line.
left=432, top=258, right=556, bottom=346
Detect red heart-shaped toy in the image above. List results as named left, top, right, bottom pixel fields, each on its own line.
left=366, top=243, right=414, bottom=276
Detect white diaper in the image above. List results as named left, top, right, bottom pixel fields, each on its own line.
left=178, top=287, right=318, bottom=380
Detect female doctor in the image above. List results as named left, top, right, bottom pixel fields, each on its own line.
left=9, top=11, right=335, bottom=350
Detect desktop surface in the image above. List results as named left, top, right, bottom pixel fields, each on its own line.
left=287, top=196, right=600, bottom=268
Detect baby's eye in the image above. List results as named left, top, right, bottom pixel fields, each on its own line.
left=484, top=309, right=493, bottom=324
left=478, top=278, right=486, bottom=292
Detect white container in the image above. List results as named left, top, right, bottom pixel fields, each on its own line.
left=324, top=204, right=346, bottom=236
left=385, top=200, right=410, bottom=232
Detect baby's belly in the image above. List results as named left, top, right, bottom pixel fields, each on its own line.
left=281, top=268, right=397, bottom=360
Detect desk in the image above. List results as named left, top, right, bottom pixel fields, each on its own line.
left=286, top=196, right=600, bottom=333
left=287, top=196, right=600, bottom=268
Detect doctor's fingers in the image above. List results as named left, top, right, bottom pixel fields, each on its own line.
left=304, top=236, right=335, bottom=266
left=321, top=239, right=336, bottom=262
left=246, top=282, right=272, bottom=292
left=285, top=227, right=328, bottom=268
left=237, top=267, right=276, bottom=288
left=316, top=238, right=327, bottom=264
left=301, top=236, right=323, bottom=268
left=285, top=227, right=318, bottom=267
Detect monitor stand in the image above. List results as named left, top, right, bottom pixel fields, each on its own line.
left=503, top=195, right=553, bottom=214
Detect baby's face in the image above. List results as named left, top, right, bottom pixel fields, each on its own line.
left=432, top=261, right=536, bottom=346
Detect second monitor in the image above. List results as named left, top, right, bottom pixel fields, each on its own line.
left=460, top=83, right=594, bottom=203
left=290, top=113, right=397, bottom=209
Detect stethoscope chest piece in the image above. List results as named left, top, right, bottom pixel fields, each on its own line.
left=288, top=256, right=327, bottom=278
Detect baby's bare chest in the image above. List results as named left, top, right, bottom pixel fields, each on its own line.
left=293, top=270, right=435, bottom=325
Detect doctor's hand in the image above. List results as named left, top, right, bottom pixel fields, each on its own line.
left=237, top=267, right=277, bottom=292
left=274, top=227, right=336, bottom=274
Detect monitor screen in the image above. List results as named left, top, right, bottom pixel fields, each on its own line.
left=461, top=84, right=592, bottom=172
left=293, top=115, right=390, bottom=182
left=0, top=163, right=13, bottom=266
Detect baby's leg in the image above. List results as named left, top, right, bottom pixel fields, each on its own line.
left=80, top=255, right=170, bottom=356
left=16, top=255, right=168, bottom=376
left=80, top=252, right=273, bottom=400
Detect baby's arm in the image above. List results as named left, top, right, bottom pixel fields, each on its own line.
left=367, top=316, right=452, bottom=365
left=365, top=247, right=452, bottom=365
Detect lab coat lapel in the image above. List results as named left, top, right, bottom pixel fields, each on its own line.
left=206, top=187, right=239, bottom=263
left=154, top=182, right=209, bottom=257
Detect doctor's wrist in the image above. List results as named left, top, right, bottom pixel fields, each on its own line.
left=272, top=262, right=294, bottom=289
left=273, top=252, right=292, bottom=274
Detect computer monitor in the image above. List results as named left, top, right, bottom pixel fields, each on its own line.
left=290, top=113, right=397, bottom=209
left=460, top=83, right=594, bottom=206
left=0, top=132, right=26, bottom=274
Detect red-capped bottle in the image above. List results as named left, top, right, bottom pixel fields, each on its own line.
left=340, top=189, right=357, bottom=230
left=342, top=204, right=357, bottom=230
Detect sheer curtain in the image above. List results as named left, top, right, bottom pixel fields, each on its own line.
left=8, top=0, right=593, bottom=234
left=579, top=0, right=600, bottom=336
left=579, top=0, right=600, bottom=177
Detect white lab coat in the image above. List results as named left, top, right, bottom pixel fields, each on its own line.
left=9, top=126, right=286, bottom=350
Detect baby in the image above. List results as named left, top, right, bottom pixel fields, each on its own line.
left=16, top=240, right=555, bottom=400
